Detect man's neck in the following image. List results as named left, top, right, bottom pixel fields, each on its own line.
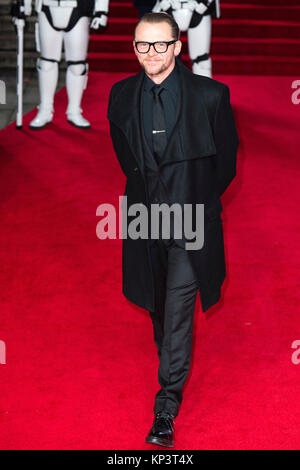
left=145, top=60, right=176, bottom=85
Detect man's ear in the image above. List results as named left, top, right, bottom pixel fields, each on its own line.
left=174, top=40, right=182, bottom=57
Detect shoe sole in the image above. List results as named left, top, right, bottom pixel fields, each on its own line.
left=67, top=119, right=91, bottom=129
left=145, top=436, right=174, bottom=448
left=29, top=121, right=52, bottom=130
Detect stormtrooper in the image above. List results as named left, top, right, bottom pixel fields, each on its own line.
left=20, top=0, right=109, bottom=129
left=152, top=0, right=220, bottom=77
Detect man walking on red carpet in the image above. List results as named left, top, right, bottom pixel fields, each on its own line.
left=107, top=12, right=239, bottom=447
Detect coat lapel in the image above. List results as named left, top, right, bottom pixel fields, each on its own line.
left=164, top=58, right=216, bottom=165
left=107, top=58, right=217, bottom=174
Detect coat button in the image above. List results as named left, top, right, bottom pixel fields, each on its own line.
left=133, top=167, right=139, bottom=172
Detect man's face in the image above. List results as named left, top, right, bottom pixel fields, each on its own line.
left=133, top=21, right=182, bottom=79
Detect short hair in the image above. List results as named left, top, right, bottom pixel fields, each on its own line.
left=134, top=12, right=180, bottom=41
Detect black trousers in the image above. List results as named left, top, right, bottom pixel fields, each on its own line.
left=149, top=237, right=199, bottom=418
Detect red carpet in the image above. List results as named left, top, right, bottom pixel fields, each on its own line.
left=0, top=71, right=300, bottom=449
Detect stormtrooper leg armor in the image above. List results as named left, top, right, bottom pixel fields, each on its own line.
left=188, top=14, right=212, bottom=78
left=66, top=61, right=90, bottom=128
left=29, top=57, right=59, bottom=129
left=64, top=15, right=91, bottom=128
left=30, top=8, right=63, bottom=129
left=30, top=4, right=92, bottom=129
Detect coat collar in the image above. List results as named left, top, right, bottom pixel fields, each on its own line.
left=107, top=57, right=216, bottom=173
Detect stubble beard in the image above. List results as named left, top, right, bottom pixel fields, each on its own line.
left=140, top=57, right=170, bottom=79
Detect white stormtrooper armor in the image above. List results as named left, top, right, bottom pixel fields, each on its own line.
left=152, top=0, right=221, bottom=78
left=22, top=0, right=109, bottom=129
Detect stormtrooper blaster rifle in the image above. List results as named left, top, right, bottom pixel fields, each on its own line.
left=11, top=0, right=32, bottom=129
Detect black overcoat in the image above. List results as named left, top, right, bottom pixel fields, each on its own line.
left=107, top=57, right=239, bottom=313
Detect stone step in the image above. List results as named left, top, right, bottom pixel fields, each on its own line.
left=0, top=50, right=67, bottom=69
left=0, top=15, right=37, bottom=33
left=0, top=0, right=11, bottom=16
left=0, top=32, right=36, bottom=50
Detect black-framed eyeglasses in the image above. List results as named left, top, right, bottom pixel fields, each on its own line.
left=134, top=40, right=177, bottom=54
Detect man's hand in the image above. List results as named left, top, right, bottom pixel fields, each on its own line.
left=90, top=13, right=108, bottom=30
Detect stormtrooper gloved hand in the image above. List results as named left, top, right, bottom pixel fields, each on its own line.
left=90, top=0, right=109, bottom=30
left=90, top=12, right=108, bottom=30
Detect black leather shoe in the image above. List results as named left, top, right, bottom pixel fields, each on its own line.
left=145, top=411, right=175, bottom=447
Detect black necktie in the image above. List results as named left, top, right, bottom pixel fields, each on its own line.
left=152, top=84, right=168, bottom=163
